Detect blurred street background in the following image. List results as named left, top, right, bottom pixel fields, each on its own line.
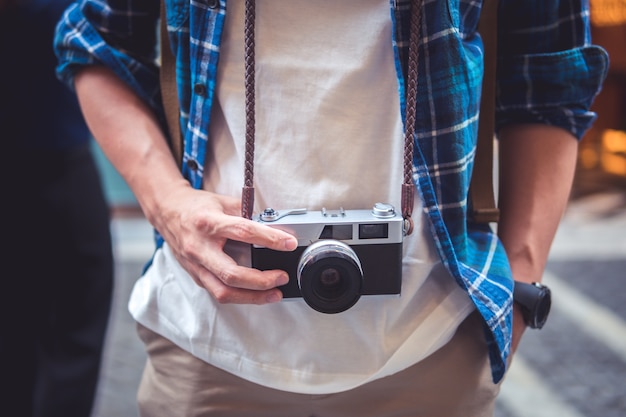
left=88, top=2, right=626, bottom=416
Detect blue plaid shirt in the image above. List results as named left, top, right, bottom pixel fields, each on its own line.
left=54, top=0, right=607, bottom=382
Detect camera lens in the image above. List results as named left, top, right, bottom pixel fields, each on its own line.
left=319, top=267, right=341, bottom=290
left=313, top=267, right=348, bottom=300
left=297, top=240, right=363, bottom=314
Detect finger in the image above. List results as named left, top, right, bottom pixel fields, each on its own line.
left=185, top=241, right=289, bottom=290
left=206, top=274, right=286, bottom=305
left=178, top=248, right=288, bottom=304
left=216, top=217, right=298, bottom=252
left=212, top=257, right=290, bottom=291
left=192, top=261, right=288, bottom=304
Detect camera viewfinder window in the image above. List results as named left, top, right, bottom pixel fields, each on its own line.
left=319, top=225, right=353, bottom=240
left=359, top=224, right=388, bottom=239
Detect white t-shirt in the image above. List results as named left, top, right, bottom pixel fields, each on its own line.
left=129, top=0, right=473, bottom=394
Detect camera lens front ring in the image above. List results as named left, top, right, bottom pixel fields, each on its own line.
left=297, top=240, right=363, bottom=314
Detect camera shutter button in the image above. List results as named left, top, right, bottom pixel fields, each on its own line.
left=372, top=203, right=396, bottom=218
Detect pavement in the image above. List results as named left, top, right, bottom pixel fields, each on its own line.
left=90, top=174, right=626, bottom=417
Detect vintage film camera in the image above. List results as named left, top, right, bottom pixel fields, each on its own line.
left=252, top=203, right=404, bottom=314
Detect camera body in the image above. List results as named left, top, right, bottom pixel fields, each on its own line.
left=252, top=203, right=404, bottom=314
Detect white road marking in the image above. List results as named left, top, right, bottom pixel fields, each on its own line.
left=544, top=271, right=626, bottom=363
left=499, top=355, right=588, bottom=417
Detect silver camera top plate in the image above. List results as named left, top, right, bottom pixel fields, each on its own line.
left=254, top=204, right=404, bottom=247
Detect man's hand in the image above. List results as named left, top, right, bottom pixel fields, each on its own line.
left=154, top=185, right=298, bottom=305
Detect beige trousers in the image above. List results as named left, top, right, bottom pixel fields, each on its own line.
left=136, top=311, right=501, bottom=417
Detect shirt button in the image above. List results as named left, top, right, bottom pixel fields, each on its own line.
left=193, top=83, right=207, bottom=96
left=206, top=0, right=219, bottom=9
left=187, top=159, right=199, bottom=171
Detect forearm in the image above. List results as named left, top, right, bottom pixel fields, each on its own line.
left=74, top=66, right=189, bottom=225
left=497, top=124, right=578, bottom=284
left=497, top=124, right=578, bottom=352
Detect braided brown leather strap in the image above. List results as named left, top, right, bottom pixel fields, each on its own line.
left=402, top=0, right=424, bottom=235
left=242, top=0, right=256, bottom=219
left=242, top=0, right=424, bottom=230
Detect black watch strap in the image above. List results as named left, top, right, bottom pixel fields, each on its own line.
left=513, top=281, right=552, bottom=329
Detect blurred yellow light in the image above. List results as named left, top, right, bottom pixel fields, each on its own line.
left=602, top=129, right=626, bottom=153
left=591, top=0, right=626, bottom=26
left=601, top=129, right=626, bottom=175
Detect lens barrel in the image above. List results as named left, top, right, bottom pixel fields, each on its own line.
left=297, top=240, right=363, bottom=314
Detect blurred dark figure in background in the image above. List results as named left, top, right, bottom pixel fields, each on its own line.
left=0, top=1, right=114, bottom=416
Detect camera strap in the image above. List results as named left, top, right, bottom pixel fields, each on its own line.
left=241, top=0, right=424, bottom=233
left=160, top=0, right=498, bottom=227
left=400, top=0, right=424, bottom=235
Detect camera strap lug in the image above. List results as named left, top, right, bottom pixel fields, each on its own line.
left=260, top=208, right=307, bottom=222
